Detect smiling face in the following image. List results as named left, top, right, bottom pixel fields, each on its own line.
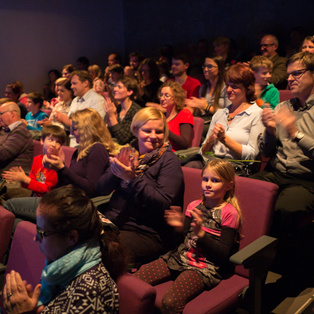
left=26, top=98, right=39, bottom=114
left=225, top=81, right=247, bottom=105
left=130, top=56, right=140, bottom=70
left=113, top=81, right=132, bottom=102
left=136, top=119, right=165, bottom=154
left=203, top=58, right=219, bottom=81
left=70, top=122, right=80, bottom=144
left=201, top=167, right=232, bottom=207
left=57, top=85, right=72, bottom=102
left=301, top=40, right=314, bottom=53
left=71, top=75, right=88, bottom=97
left=260, top=35, right=278, bottom=58
left=171, top=59, right=188, bottom=77
left=254, top=66, right=272, bottom=87
left=287, top=60, right=314, bottom=101
left=160, top=86, right=175, bottom=111
left=35, top=209, right=71, bottom=263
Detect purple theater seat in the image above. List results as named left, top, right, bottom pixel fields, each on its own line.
left=189, top=117, right=205, bottom=148
left=117, top=273, right=156, bottom=314
left=153, top=168, right=279, bottom=314
left=0, top=206, right=15, bottom=264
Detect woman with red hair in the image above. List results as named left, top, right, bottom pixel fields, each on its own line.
left=186, top=64, right=264, bottom=171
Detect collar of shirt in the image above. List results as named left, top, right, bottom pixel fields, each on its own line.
left=77, top=89, right=93, bottom=103
left=8, top=120, right=22, bottom=131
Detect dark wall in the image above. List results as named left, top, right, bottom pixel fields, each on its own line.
left=0, top=0, right=313, bottom=94
left=123, top=0, right=313, bottom=58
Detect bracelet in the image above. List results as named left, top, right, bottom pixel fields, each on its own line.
left=205, top=103, right=212, bottom=112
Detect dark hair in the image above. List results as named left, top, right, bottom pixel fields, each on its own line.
left=39, top=186, right=126, bottom=280
left=71, top=70, right=93, bottom=89
left=62, top=64, right=76, bottom=73
left=138, top=58, right=160, bottom=83
left=27, top=92, right=44, bottom=108
left=287, top=51, right=314, bottom=72
left=201, top=55, right=226, bottom=112
left=129, top=51, right=144, bottom=62
left=6, top=83, right=22, bottom=97
left=172, top=53, right=190, bottom=65
left=109, top=53, right=122, bottom=64
left=48, top=69, right=61, bottom=79
left=119, top=76, right=139, bottom=100
left=225, top=64, right=256, bottom=102
left=41, top=125, right=66, bottom=144
left=76, top=56, right=90, bottom=67
left=108, top=64, right=124, bottom=74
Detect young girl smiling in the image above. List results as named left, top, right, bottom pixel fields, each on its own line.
left=134, top=159, right=242, bottom=313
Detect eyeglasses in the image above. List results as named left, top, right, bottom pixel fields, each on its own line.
left=202, top=64, right=218, bottom=70
left=260, top=43, right=275, bottom=48
left=159, top=93, right=173, bottom=100
left=36, top=227, right=58, bottom=240
left=286, top=69, right=308, bottom=80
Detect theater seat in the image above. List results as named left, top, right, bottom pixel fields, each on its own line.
left=153, top=168, right=279, bottom=314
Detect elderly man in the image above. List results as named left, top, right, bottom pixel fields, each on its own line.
left=252, top=51, right=314, bottom=240
left=260, top=34, right=288, bottom=89
left=0, top=102, right=33, bottom=175
left=55, top=70, right=105, bottom=147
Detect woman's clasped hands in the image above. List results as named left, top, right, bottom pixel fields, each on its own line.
left=110, top=147, right=139, bottom=183
left=3, top=270, right=44, bottom=314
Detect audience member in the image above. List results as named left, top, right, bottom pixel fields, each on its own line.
left=170, top=54, right=201, bottom=99
left=88, top=64, right=102, bottom=86
left=2, top=125, right=66, bottom=197
left=0, top=102, right=33, bottom=175
left=105, top=53, right=122, bottom=83
left=39, top=78, right=73, bottom=131
left=185, top=64, right=263, bottom=173
left=107, top=64, right=124, bottom=91
left=285, top=26, right=306, bottom=58
left=250, top=55, right=280, bottom=109
left=136, top=58, right=163, bottom=107
left=134, top=159, right=241, bottom=313
left=129, top=51, right=144, bottom=72
left=251, top=51, right=314, bottom=240
left=62, top=64, right=76, bottom=78
left=97, top=107, right=184, bottom=266
left=157, top=60, right=171, bottom=83
left=160, top=81, right=194, bottom=151
left=3, top=186, right=122, bottom=313
left=301, top=36, right=314, bottom=53
left=4, top=82, right=28, bottom=118
left=104, top=76, right=141, bottom=145
left=185, top=56, right=230, bottom=137
left=76, top=56, right=89, bottom=71
left=4, top=108, right=115, bottom=222
left=213, top=36, right=237, bottom=70
left=43, top=69, right=61, bottom=101
left=260, top=34, right=287, bottom=89
left=25, top=93, right=48, bottom=134
left=55, top=70, right=105, bottom=147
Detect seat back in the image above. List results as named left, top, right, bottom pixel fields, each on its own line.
left=0, top=221, right=45, bottom=312
left=279, top=89, right=293, bottom=102
left=60, top=146, right=76, bottom=167
left=117, top=273, right=156, bottom=314
left=33, top=140, right=43, bottom=157
left=188, top=117, right=205, bottom=148
left=0, top=206, right=15, bottom=263
left=182, top=167, right=203, bottom=211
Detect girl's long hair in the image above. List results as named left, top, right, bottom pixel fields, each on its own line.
left=71, top=108, right=116, bottom=160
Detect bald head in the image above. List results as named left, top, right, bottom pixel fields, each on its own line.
left=0, top=102, right=21, bottom=127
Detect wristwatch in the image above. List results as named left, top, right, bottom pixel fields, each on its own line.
left=293, top=131, right=305, bottom=142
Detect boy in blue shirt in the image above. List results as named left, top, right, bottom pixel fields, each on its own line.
left=25, top=92, right=48, bottom=131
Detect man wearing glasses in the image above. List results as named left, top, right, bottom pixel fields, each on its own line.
left=0, top=102, right=33, bottom=176
left=260, top=34, right=287, bottom=89
left=252, top=51, right=314, bottom=251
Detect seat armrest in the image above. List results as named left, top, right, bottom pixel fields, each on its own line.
left=230, top=235, right=278, bottom=268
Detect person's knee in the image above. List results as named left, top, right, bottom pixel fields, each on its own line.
left=161, top=295, right=182, bottom=313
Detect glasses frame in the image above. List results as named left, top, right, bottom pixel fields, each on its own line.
left=260, top=43, right=275, bottom=48
left=287, top=68, right=308, bottom=80
left=202, top=64, right=218, bottom=70
left=36, top=227, right=59, bottom=240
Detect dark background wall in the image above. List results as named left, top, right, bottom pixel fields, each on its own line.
left=0, top=0, right=313, bottom=93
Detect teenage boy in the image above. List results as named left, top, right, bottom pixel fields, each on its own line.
left=169, top=54, right=201, bottom=99
left=2, top=125, right=66, bottom=196
left=250, top=55, right=280, bottom=109
left=25, top=92, right=48, bottom=131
